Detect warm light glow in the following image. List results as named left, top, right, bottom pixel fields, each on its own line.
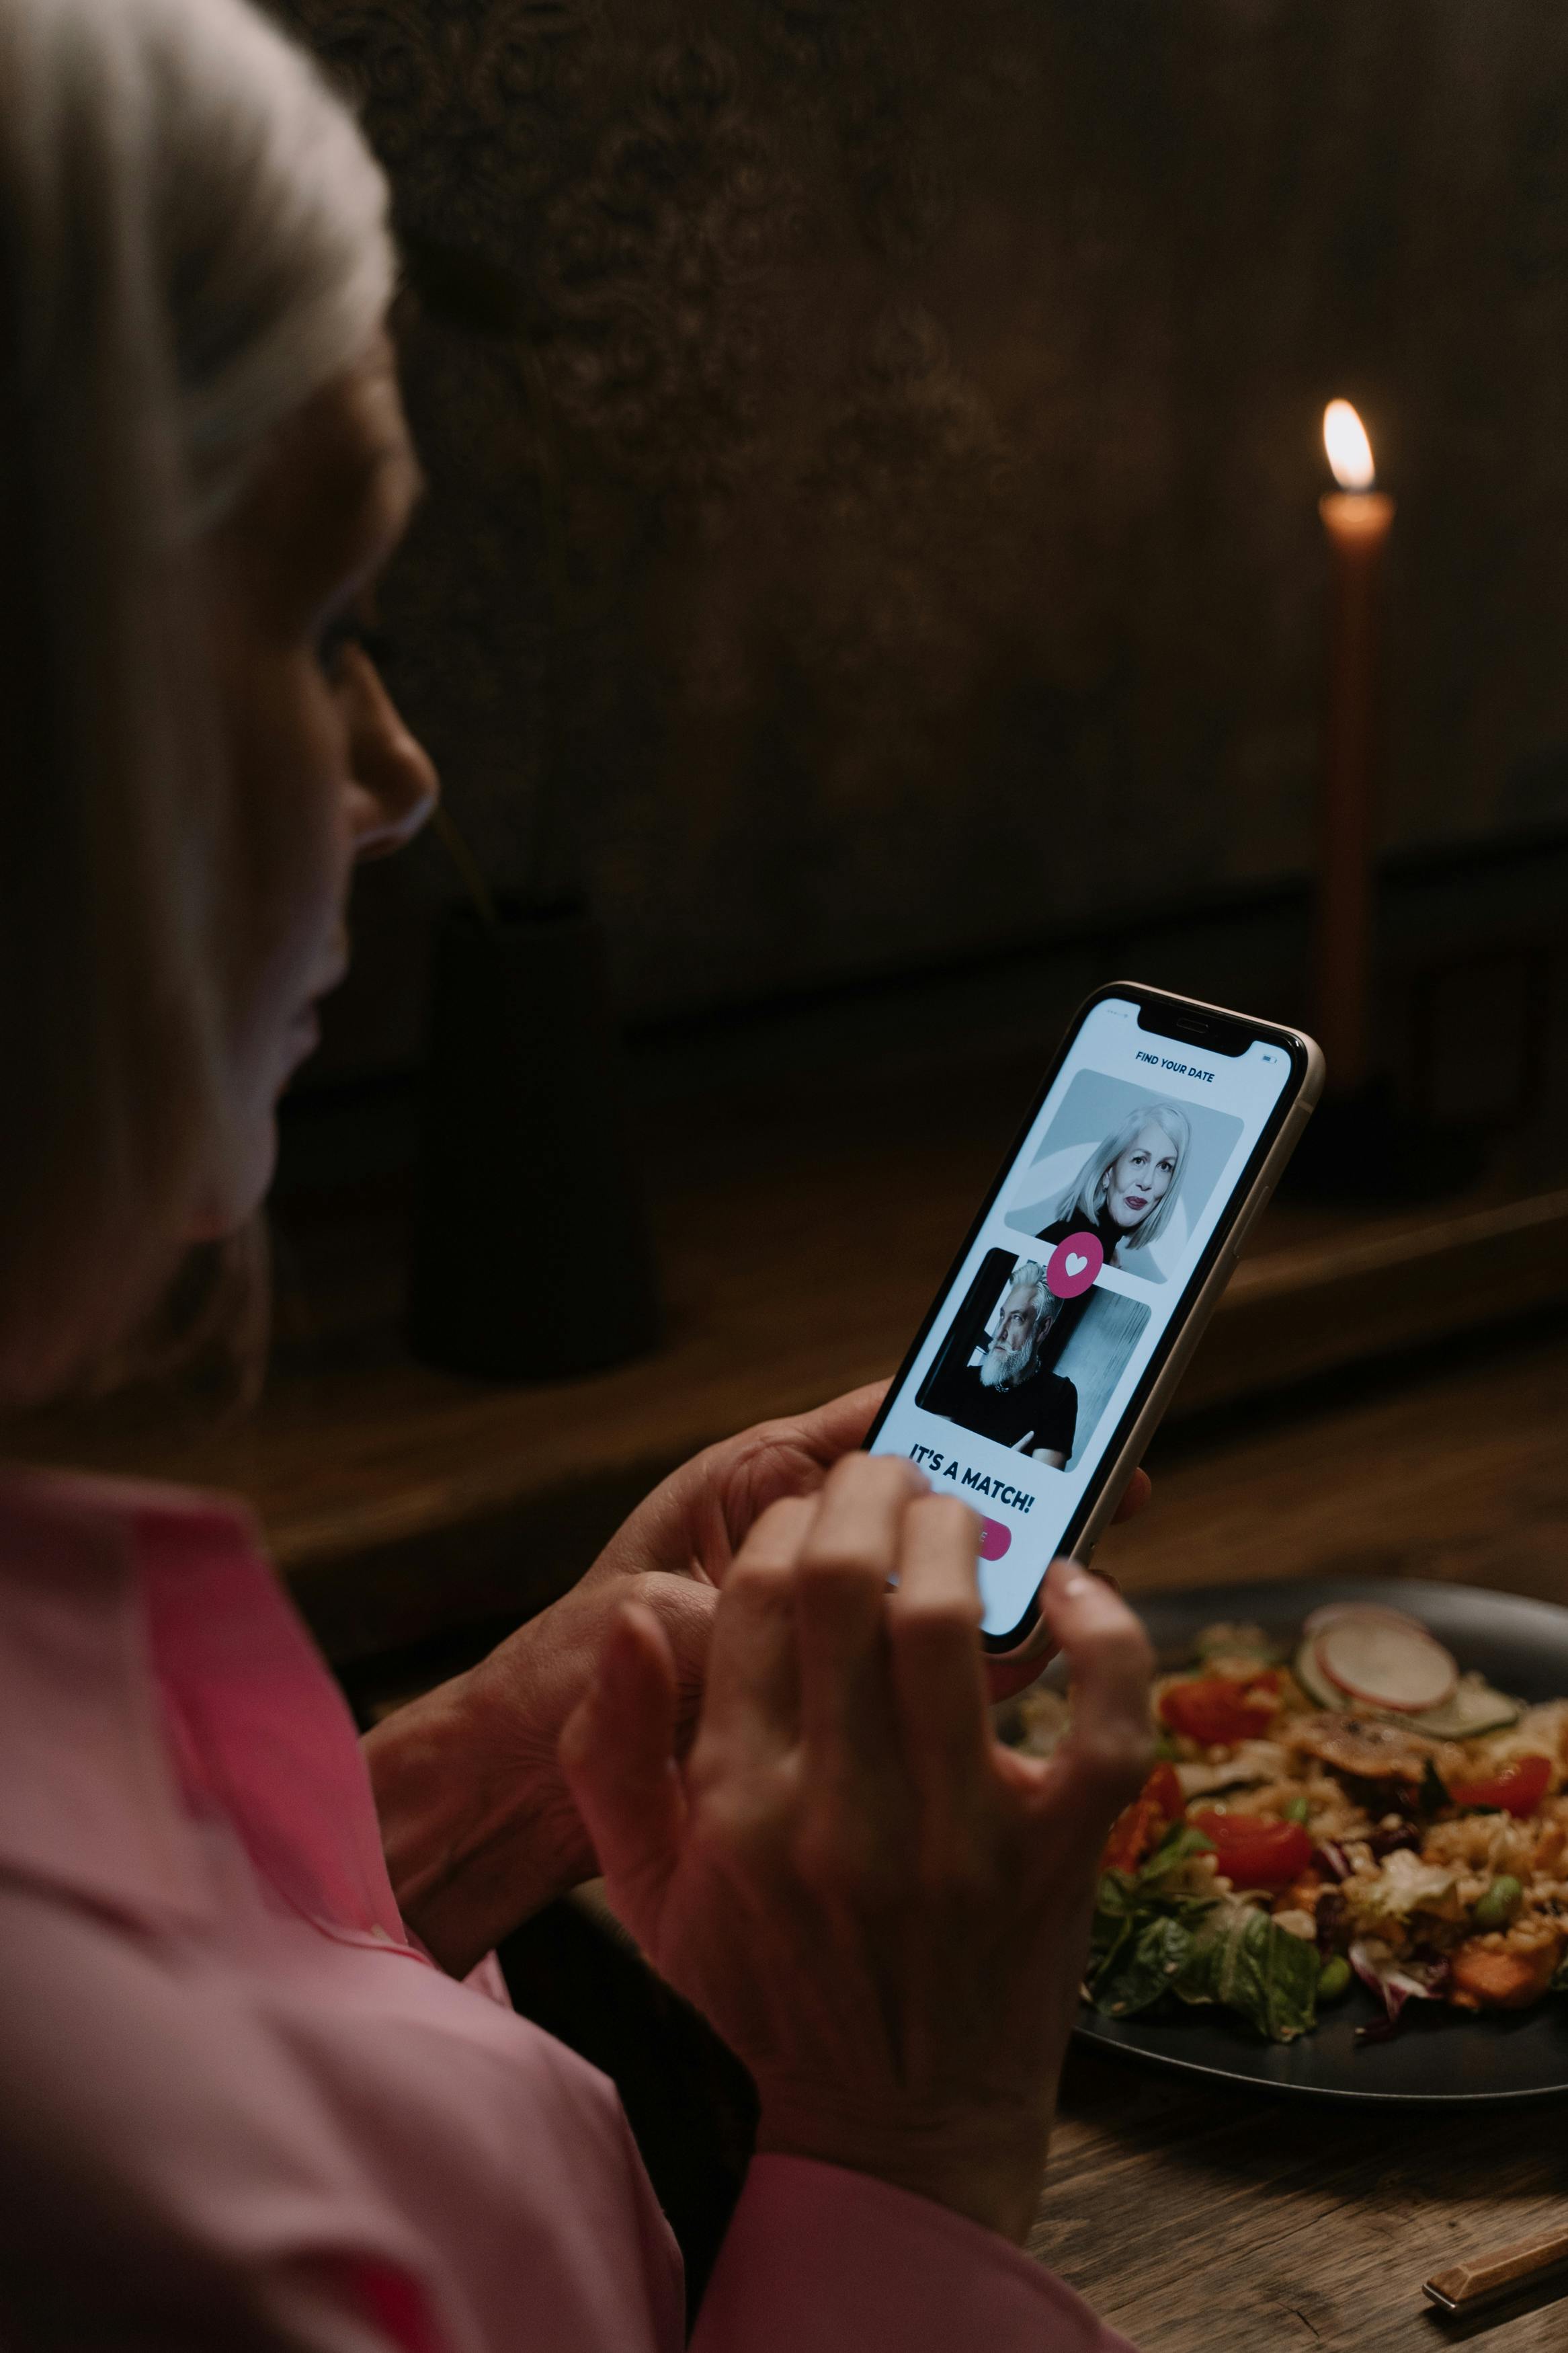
left=1323, top=399, right=1375, bottom=492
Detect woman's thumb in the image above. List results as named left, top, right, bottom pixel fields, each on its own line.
left=559, top=1602, right=686, bottom=1943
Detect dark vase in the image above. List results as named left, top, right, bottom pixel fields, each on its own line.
left=409, top=900, right=662, bottom=1379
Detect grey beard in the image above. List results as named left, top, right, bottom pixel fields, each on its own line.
left=979, top=1340, right=1036, bottom=1391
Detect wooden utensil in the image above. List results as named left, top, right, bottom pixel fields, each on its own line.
left=1424, top=2225, right=1568, bottom=2315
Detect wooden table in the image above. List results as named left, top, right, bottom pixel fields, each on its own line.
left=1037, top=2048, right=1568, bottom=2350
left=1028, top=1317, right=1568, bottom=2352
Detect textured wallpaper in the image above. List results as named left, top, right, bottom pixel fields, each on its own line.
left=271, top=0, right=1568, bottom=1072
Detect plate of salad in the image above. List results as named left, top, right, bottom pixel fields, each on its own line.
left=1009, top=1577, right=1568, bottom=2104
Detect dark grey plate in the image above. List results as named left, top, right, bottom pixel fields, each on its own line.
left=1073, top=1577, right=1568, bottom=2104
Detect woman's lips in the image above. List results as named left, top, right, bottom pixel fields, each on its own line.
left=1124, top=1193, right=1147, bottom=1211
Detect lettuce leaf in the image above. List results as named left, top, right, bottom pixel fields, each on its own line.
left=1091, top=1914, right=1195, bottom=2018
left=1174, top=1905, right=1319, bottom=2042
left=1087, top=1824, right=1221, bottom=2016
left=1138, top=1823, right=1216, bottom=1884
left=1085, top=1808, right=1318, bottom=2044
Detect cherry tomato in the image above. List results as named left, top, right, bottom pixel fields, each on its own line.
left=1446, top=1754, right=1552, bottom=1817
left=1158, top=1671, right=1281, bottom=1747
left=1102, top=1763, right=1186, bottom=1874
left=1190, top=1810, right=1313, bottom=1889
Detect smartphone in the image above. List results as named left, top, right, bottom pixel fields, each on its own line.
left=863, top=983, right=1324, bottom=1657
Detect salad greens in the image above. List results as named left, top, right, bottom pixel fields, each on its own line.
left=1175, top=1905, right=1320, bottom=2042
left=1087, top=1823, right=1319, bottom=2042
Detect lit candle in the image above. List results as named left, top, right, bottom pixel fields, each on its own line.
left=1317, top=399, right=1394, bottom=1096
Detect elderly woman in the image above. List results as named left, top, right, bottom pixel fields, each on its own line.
left=1034, top=1105, right=1192, bottom=1281
left=0, top=3, right=1155, bottom=2346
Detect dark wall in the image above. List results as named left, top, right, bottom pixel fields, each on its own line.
left=274, top=0, right=1568, bottom=1078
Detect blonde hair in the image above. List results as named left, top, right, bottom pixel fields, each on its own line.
left=0, top=0, right=393, bottom=1405
left=1052, top=1103, right=1191, bottom=1252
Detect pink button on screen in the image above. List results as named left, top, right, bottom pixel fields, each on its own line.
left=979, top=1517, right=1012, bottom=1562
left=1045, top=1229, right=1104, bottom=1300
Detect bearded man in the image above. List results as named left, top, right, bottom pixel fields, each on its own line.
left=921, top=1260, right=1077, bottom=1469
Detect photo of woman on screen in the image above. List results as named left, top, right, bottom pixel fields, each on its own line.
left=1033, top=1103, right=1191, bottom=1278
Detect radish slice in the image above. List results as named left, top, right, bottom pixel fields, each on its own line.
left=1313, top=1615, right=1457, bottom=1714
left=1303, top=1601, right=1430, bottom=1642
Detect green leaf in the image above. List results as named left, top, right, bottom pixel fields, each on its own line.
left=1087, top=1871, right=1138, bottom=1988
left=1094, top=1868, right=1141, bottom=1917
left=1138, top=1823, right=1214, bottom=1884
left=1087, top=1829, right=1223, bottom=2007
left=1092, top=1915, right=1195, bottom=2018
left=1175, top=1907, right=1319, bottom=2042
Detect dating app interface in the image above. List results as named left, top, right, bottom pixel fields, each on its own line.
left=869, top=998, right=1293, bottom=1636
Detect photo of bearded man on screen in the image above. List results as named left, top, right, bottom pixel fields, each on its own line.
left=916, top=1255, right=1077, bottom=1469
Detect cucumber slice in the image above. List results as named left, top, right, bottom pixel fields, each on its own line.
left=1291, top=1640, right=1518, bottom=1737
left=1401, top=1676, right=1521, bottom=1739
left=1293, top=1638, right=1341, bottom=1712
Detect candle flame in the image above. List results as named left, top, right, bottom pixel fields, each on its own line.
left=1323, top=399, right=1375, bottom=492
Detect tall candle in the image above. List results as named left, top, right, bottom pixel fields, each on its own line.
left=1317, top=399, right=1393, bottom=1096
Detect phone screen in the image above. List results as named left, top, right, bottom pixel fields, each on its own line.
left=864, top=991, right=1302, bottom=1642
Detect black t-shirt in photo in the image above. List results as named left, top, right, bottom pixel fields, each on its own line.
left=925, top=1358, right=1077, bottom=1461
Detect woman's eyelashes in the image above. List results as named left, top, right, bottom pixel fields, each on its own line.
left=314, top=609, right=391, bottom=680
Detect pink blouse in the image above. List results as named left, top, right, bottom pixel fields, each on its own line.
left=0, top=1466, right=1137, bottom=2352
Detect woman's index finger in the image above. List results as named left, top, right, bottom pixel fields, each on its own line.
left=884, top=1494, right=992, bottom=1814
left=1025, top=1561, right=1155, bottom=1840
left=791, top=1453, right=923, bottom=1776
left=692, top=1494, right=813, bottom=1771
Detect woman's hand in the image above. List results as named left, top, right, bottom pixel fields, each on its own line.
left=559, top=1455, right=1155, bottom=2243
left=366, top=1375, right=1150, bottom=1979
left=365, top=1385, right=893, bottom=1975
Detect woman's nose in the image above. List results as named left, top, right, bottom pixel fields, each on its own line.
left=339, top=643, right=440, bottom=859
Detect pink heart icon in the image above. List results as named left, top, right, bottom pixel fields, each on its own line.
left=1046, top=1230, right=1104, bottom=1299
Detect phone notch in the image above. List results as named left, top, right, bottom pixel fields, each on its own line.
left=1135, top=1002, right=1253, bottom=1057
